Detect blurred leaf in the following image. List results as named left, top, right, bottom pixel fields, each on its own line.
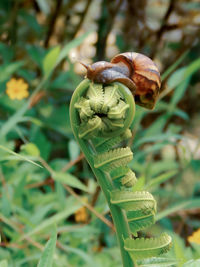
left=146, top=170, right=178, bottom=189
left=0, top=260, right=8, bottom=267
left=170, top=78, right=190, bottom=107
left=148, top=160, right=179, bottom=178
left=21, top=196, right=82, bottom=239
left=161, top=50, right=189, bottom=81
left=167, top=67, right=187, bottom=90
left=35, top=0, right=50, bottom=14
left=183, top=259, right=200, bottom=267
left=57, top=31, right=92, bottom=63
left=55, top=182, right=66, bottom=208
left=43, top=46, right=61, bottom=76
left=0, top=61, right=24, bottom=82
left=156, top=198, right=200, bottom=221
left=0, top=102, right=27, bottom=136
left=167, top=57, right=200, bottom=90
left=30, top=127, right=51, bottom=160
left=20, top=143, right=40, bottom=157
left=60, top=244, right=94, bottom=266
left=52, top=172, right=88, bottom=192
left=68, top=140, right=80, bottom=160
left=20, top=10, right=42, bottom=34
left=1, top=190, right=12, bottom=217
left=0, top=145, right=42, bottom=168
left=135, top=132, right=183, bottom=149
left=173, top=108, right=189, bottom=120
left=172, top=234, right=191, bottom=266
left=26, top=45, right=45, bottom=68
left=142, top=115, right=169, bottom=139
left=191, top=160, right=200, bottom=172
left=0, top=43, right=14, bottom=63
left=37, top=225, right=57, bottom=267
left=31, top=204, right=54, bottom=225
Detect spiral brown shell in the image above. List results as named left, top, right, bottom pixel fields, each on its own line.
left=111, top=52, right=161, bottom=109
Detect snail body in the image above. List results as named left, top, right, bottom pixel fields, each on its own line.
left=82, top=52, right=161, bottom=109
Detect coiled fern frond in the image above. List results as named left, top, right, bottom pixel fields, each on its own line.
left=70, top=79, right=172, bottom=267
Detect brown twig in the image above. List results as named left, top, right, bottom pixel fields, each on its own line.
left=150, top=0, right=175, bottom=58
left=91, top=185, right=101, bottom=207
left=63, top=184, right=115, bottom=231
left=95, top=0, right=123, bottom=60
left=25, top=155, right=114, bottom=230
left=62, top=153, right=85, bottom=172
left=0, top=214, right=43, bottom=251
left=25, top=178, right=53, bottom=189
left=6, top=0, right=20, bottom=45
left=44, top=0, right=63, bottom=48
left=0, top=242, right=26, bottom=249
left=71, top=0, right=92, bottom=39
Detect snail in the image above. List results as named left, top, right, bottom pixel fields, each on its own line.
left=81, top=52, right=161, bottom=109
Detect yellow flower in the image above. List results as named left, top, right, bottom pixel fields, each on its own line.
left=6, top=78, right=29, bottom=100
left=188, top=228, right=200, bottom=245
left=75, top=206, right=88, bottom=223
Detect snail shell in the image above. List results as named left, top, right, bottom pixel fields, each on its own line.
left=82, top=52, right=161, bottom=109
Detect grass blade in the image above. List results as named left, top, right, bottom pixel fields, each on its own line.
left=0, top=145, right=42, bottom=168
left=37, top=225, right=57, bottom=267
left=20, top=196, right=82, bottom=239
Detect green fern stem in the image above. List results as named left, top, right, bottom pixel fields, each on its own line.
left=70, top=79, right=134, bottom=267
left=69, top=79, right=172, bottom=267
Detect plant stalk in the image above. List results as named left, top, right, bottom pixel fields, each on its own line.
left=70, top=79, right=134, bottom=267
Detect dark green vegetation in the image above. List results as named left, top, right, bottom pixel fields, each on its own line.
left=0, top=0, right=200, bottom=266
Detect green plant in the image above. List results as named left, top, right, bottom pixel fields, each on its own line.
left=70, top=79, right=172, bottom=266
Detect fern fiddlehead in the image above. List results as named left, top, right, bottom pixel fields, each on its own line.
left=70, top=78, right=172, bottom=266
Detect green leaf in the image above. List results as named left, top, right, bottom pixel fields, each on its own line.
left=167, top=57, right=200, bottom=90
left=0, top=102, right=28, bottom=136
left=30, top=128, right=51, bottom=161
left=20, top=10, right=42, bottom=34
left=20, top=196, right=82, bottom=239
left=135, top=132, right=183, bottom=149
left=52, top=171, right=88, bottom=192
left=170, top=78, right=190, bottom=108
left=0, top=260, right=8, bottom=267
left=156, top=198, right=200, bottom=221
left=161, top=50, right=189, bottom=80
left=0, top=145, right=42, bottom=168
left=146, top=170, right=178, bottom=189
left=37, top=225, right=57, bottom=267
left=57, top=31, right=92, bottom=63
left=20, top=143, right=40, bottom=157
left=58, top=244, right=94, bottom=266
left=172, top=234, right=189, bottom=266
left=43, top=46, right=61, bottom=76
left=183, top=260, right=200, bottom=267
left=68, top=139, right=80, bottom=160
left=167, top=67, right=186, bottom=90
left=0, top=61, right=25, bottom=82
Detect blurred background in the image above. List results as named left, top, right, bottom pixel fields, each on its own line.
left=0, top=0, right=200, bottom=266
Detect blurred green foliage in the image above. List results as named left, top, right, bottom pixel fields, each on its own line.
left=0, top=0, right=200, bottom=266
